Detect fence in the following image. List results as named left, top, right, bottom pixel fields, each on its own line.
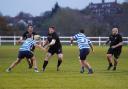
left=0, top=36, right=128, bottom=46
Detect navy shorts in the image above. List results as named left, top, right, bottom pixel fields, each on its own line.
left=107, top=48, right=121, bottom=59
left=79, top=48, right=90, bottom=60
left=18, top=51, right=33, bottom=59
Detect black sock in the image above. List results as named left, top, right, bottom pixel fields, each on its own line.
left=109, top=63, right=113, bottom=66
left=43, top=60, right=48, bottom=70
left=8, top=68, right=11, bottom=71
left=57, top=60, right=62, bottom=68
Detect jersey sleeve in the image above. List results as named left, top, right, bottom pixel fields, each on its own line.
left=33, top=32, right=37, bottom=35
left=88, top=39, right=92, bottom=44
left=118, top=34, right=123, bottom=42
left=22, top=32, right=27, bottom=39
left=33, top=40, right=36, bottom=46
left=52, top=33, right=58, bottom=40
left=73, top=34, right=77, bottom=40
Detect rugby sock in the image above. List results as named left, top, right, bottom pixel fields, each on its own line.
left=80, top=66, right=84, bottom=73
left=8, top=68, right=11, bottom=71
left=88, top=68, right=93, bottom=74
left=34, top=68, right=38, bottom=70
left=109, top=63, right=113, bottom=66
left=57, top=60, right=62, bottom=68
left=43, top=61, right=48, bottom=71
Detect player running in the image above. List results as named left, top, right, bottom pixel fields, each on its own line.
left=42, top=26, right=63, bottom=72
left=106, top=28, right=123, bottom=71
left=70, top=29, right=94, bottom=74
left=6, top=35, right=46, bottom=72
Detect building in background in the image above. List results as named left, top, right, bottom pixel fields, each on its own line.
left=87, top=0, right=122, bottom=16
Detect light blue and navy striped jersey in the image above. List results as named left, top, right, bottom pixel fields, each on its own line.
left=19, top=38, right=36, bottom=51
left=73, top=33, right=92, bottom=49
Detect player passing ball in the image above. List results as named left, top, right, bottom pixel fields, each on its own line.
left=6, top=35, right=46, bottom=72
left=70, top=29, right=94, bottom=74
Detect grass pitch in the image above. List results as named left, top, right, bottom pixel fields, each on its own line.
left=0, top=45, right=128, bottom=89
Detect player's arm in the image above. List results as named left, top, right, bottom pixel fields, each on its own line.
left=70, top=36, right=77, bottom=46
left=17, top=32, right=26, bottom=44
left=112, top=42, right=123, bottom=49
left=45, top=39, right=56, bottom=48
left=111, top=35, right=123, bottom=48
left=105, top=40, right=110, bottom=45
left=70, top=37, right=74, bottom=45
left=88, top=40, right=94, bottom=53
left=17, top=36, right=23, bottom=44
left=43, top=39, right=49, bottom=47
left=34, top=44, right=46, bottom=52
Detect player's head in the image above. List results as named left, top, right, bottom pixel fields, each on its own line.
left=49, top=26, right=55, bottom=34
left=112, top=28, right=118, bottom=35
left=79, top=29, right=84, bottom=33
left=34, top=35, right=41, bottom=41
left=27, top=25, right=33, bottom=34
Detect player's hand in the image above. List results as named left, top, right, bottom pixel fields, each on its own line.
left=16, top=40, right=21, bottom=44
left=42, top=47, right=47, bottom=52
left=111, top=46, right=116, bottom=49
left=44, top=44, right=50, bottom=49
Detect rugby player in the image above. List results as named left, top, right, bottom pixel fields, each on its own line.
left=6, top=35, right=46, bottom=72
left=17, top=25, right=37, bottom=69
left=106, top=28, right=123, bottom=70
left=42, top=26, right=63, bottom=71
left=70, top=29, right=94, bottom=74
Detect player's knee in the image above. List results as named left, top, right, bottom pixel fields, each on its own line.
left=16, top=59, right=21, bottom=63
left=58, top=54, right=63, bottom=59
left=106, top=54, right=112, bottom=58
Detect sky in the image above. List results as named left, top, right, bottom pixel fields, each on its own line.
left=0, top=0, right=125, bottom=17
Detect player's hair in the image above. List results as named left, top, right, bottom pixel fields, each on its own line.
left=80, top=29, right=84, bottom=33
left=27, top=24, right=33, bottom=28
left=49, top=26, right=55, bottom=30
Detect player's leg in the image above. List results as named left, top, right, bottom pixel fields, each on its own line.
left=79, top=48, right=93, bottom=74
left=113, top=59, right=118, bottom=70
left=83, top=60, right=93, bottom=74
left=26, top=58, right=33, bottom=69
left=6, top=58, right=22, bottom=72
left=113, top=49, right=121, bottom=71
left=42, top=52, right=52, bottom=71
left=31, top=56, right=39, bottom=72
left=79, top=60, right=85, bottom=73
left=57, top=53, right=63, bottom=71
left=26, top=51, right=39, bottom=72
left=106, top=48, right=114, bottom=70
left=6, top=51, right=24, bottom=72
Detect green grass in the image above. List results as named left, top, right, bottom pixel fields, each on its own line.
left=0, top=45, right=128, bottom=89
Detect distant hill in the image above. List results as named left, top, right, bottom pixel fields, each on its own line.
left=0, top=2, right=128, bottom=36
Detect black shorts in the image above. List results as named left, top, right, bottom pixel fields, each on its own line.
left=107, top=48, right=121, bottom=59
left=48, top=47, right=62, bottom=55
left=79, top=48, right=90, bottom=60
left=18, top=51, right=33, bottom=59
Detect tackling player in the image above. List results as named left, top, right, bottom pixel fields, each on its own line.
left=6, top=35, right=46, bottom=72
left=71, top=29, right=94, bottom=74
left=17, top=25, right=37, bottom=69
